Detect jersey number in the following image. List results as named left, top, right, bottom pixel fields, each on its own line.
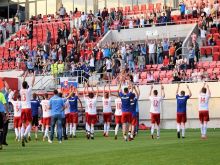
left=153, top=100, right=159, bottom=107
left=116, top=103, right=122, bottom=110
left=200, top=97, right=206, bottom=103
left=21, top=93, right=26, bottom=101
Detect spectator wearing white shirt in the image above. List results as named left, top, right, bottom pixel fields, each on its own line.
left=200, top=26, right=207, bottom=46
left=105, top=58, right=112, bottom=81
left=59, top=4, right=66, bottom=19
left=81, top=12, right=87, bottom=28
left=89, top=55, right=95, bottom=72
left=148, top=40, right=156, bottom=64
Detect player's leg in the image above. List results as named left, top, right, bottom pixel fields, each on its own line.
left=106, top=121, right=110, bottom=137
left=103, top=113, right=106, bottom=136
left=24, top=109, right=32, bottom=141
left=34, top=116, right=39, bottom=141
left=199, top=112, right=205, bottom=138
left=72, top=113, right=78, bottom=137
left=181, top=122, right=185, bottom=138
left=90, top=123, right=95, bottom=139
left=49, top=116, right=56, bottom=143
left=122, top=113, right=128, bottom=141
left=176, top=114, right=181, bottom=138
left=203, top=121, right=208, bottom=138
left=0, top=113, right=4, bottom=150
left=150, top=113, right=155, bottom=139
left=57, top=115, right=63, bottom=143
left=156, top=115, right=160, bottom=139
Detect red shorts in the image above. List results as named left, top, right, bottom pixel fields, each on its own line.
left=85, top=112, right=88, bottom=123
left=21, top=108, right=32, bottom=123
left=131, top=116, right=137, bottom=126
left=14, top=117, right=21, bottom=128
left=42, top=117, right=51, bottom=126
left=65, top=113, right=70, bottom=123
left=69, top=112, right=78, bottom=124
left=122, top=112, right=132, bottom=123
left=199, top=111, right=210, bottom=123
left=151, top=113, right=160, bottom=125
left=115, top=115, right=122, bottom=124
left=103, top=113, right=112, bottom=123
left=176, top=113, right=187, bottom=123
left=87, top=114, right=97, bottom=125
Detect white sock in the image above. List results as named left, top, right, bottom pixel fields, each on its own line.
left=177, top=124, right=180, bottom=132
left=42, top=125, right=44, bottom=133
left=73, top=124, right=76, bottom=136
left=104, top=123, right=107, bottom=133
left=15, top=128, right=18, bottom=137
left=115, top=124, right=119, bottom=135
left=200, top=124, right=204, bottom=136
left=151, top=124, right=155, bottom=135
left=18, top=128, right=21, bottom=140
left=66, top=125, right=69, bottom=136
left=21, top=125, right=25, bottom=138
left=87, top=125, right=91, bottom=133
left=106, top=123, right=110, bottom=135
left=91, top=125, right=94, bottom=134
left=181, top=125, right=185, bottom=137
left=24, top=124, right=32, bottom=137
left=44, top=127, right=49, bottom=138
left=85, top=123, right=89, bottom=132
left=55, top=126, right=57, bottom=137
left=35, top=128, right=38, bottom=139
left=156, top=125, right=160, bottom=137
left=203, top=123, right=207, bottom=135
left=70, top=123, right=73, bottom=135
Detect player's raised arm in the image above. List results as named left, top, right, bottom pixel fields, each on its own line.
left=118, top=82, right=122, bottom=94
left=31, top=71, right=36, bottom=87
left=103, top=84, right=106, bottom=96
left=161, top=85, right=165, bottom=98
left=3, top=79, right=9, bottom=92
left=176, top=83, right=180, bottom=95
left=108, top=83, right=111, bottom=97
left=149, top=84, right=153, bottom=97
left=78, top=97, right=83, bottom=111
left=96, top=86, right=99, bottom=98
left=23, top=70, right=28, bottom=82
left=206, top=84, right=211, bottom=96
left=134, top=85, right=139, bottom=99
left=186, top=84, right=192, bottom=97
left=136, top=85, right=140, bottom=99
left=200, top=83, right=206, bottom=93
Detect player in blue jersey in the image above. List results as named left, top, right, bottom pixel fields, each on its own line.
left=129, top=85, right=140, bottom=141
left=68, top=89, right=82, bottom=138
left=118, top=82, right=133, bottom=141
left=176, top=83, right=192, bottom=138
left=30, top=93, right=41, bottom=141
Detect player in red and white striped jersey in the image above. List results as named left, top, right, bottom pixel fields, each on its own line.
left=114, top=96, right=122, bottom=140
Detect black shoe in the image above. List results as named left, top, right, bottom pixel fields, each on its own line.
left=28, top=136, right=31, bottom=141
left=64, top=137, right=68, bottom=140
left=24, top=137, right=28, bottom=143
left=87, top=133, right=90, bottom=140
left=114, top=135, right=117, bottom=140
left=182, top=136, right=185, bottom=139
left=177, top=132, right=180, bottom=139
left=73, top=135, right=76, bottom=138
left=151, top=135, right=154, bottom=139
left=0, top=144, right=2, bottom=150
left=69, top=135, right=73, bottom=138
left=91, top=136, right=94, bottom=140
left=2, top=142, right=8, bottom=146
left=22, top=138, right=25, bottom=147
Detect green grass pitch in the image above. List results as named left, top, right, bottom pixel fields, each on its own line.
left=1, top=129, right=220, bottom=165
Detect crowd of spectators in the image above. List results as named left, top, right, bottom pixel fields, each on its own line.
left=1, top=0, right=220, bottom=84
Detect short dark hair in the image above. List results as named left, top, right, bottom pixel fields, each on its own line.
left=58, top=92, right=63, bottom=97
left=33, top=93, right=37, bottom=99
left=124, top=87, right=129, bottom=94
left=22, top=81, right=28, bottom=89
left=88, top=92, right=94, bottom=98
left=44, top=93, right=48, bottom=99
left=201, top=87, right=207, bottom=94
left=153, top=90, right=158, bottom=96
left=54, top=89, right=58, bottom=95
left=180, top=91, right=185, bottom=96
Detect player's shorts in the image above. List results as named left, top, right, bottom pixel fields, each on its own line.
left=122, top=112, right=132, bottom=123
left=176, top=113, right=187, bottom=123
left=32, top=115, right=39, bottom=126
left=199, top=111, right=209, bottom=123
left=85, top=112, right=88, bottom=123
left=115, top=115, right=122, bottom=124
left=14, top=116, right=21, bottom=128
left=151, top=113, right=160, bottom=125
left=103, top=113, right=112, bottom=123
left=65, top=113, right=70, bottom=123
left=42, top=117, right=51, bottom=126
left=69, top=112, right=78, bottom=124
left=88, top=114, right=97, bottom=125
left=21, top=108, right=32, bottom=123
left=131, top=116, right=137, bottom=126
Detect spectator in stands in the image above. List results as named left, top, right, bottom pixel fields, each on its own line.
left=103, top=17, right=110, bottom=34
left=179, top=1, right=186, bottom=19
left=157, top=41, right=163, bottom=64
left=81, top=12, right=87, bottom=28
left=188, top=45, right=195, bottom=69
left=208, top=34, right=216, bottom=46
left=192, top=1, right=198, bottom=18
left=169, top=42, right=176, bottom=60
left=140, top=16, right=145, bottom=28
left=193, top=41, right=200, bottom=62
left=63, top=24, right=70, bottom=42
left=101, top=7, right=109, bottom=20
left=148, top=40, right=156, bottom=64
left=200, top=26, right=207, bottom=46
left=211, top=73, right=219, bottom=81
left=147, top=71, right=155, bottom=83
left=161, top=13, right=168, bottom=24
left=59, top=4, right=66, bottom=19
left=46, top=28, right=51, bottom=44
left=127, top=49, right=135, bottom=72
left=165, top=6, right=172, bottom=22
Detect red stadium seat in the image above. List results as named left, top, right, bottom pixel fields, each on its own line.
left=210, top=28, right=218, bottom=34
left=140, top=72, right=147, bottom=79
left=197, top=62, right=203, bottom=69
left=148, top=4, right=154, bottom=11
left=213, top=46, right=220, bottom=53
left=203, top=61, right=210, bottom=69
left=210, top=61, right=217, bottom=68
left=140, top=4, right=146, bottom=13
left=213, top=52, right=220, bottom=61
